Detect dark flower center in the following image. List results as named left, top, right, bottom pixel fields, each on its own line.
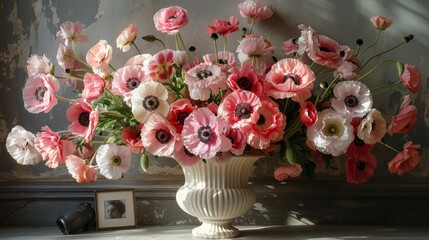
left=354, top=137, right=365, bottom=146
left=126, top=77, right=140, bottom=90
left=257, top=115, right=266, bottom=125
left=320, top=46, right=332, bottom=52
left=78, top=112, right=90, bottom=127
left=34, top=86, right=48, bottom=102
left=155, top=129, right=171, bottom=144
left=143, top=95, right=159, bottom=111
left=111, top=156, right=121, bottom=166
left=357, top=161, right=366, bottom=171
left=217, top=59, right=228, bottom=64
left=197, top=126, right=212, bottom=144
left=177, top=112, right=190, bottom=125
left=168, top=15, right=176, bottom=19
left=237, top=77, right=253, bottom=91
left=235, top=102, right=253, bottom=119
left=283, top=73, right=301, bottom=85
left=344, top=95, right=359, bottom=108
left=196, top=70, right=213, bottom=79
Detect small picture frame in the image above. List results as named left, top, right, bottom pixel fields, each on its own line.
left=94, top=189, right=137, bottom=230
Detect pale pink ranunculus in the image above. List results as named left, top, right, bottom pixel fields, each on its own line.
left=166, top=99, right=197, bottom=133
left=82, top=73, right=105, bottom=101
left=6, top=125, right=42, bottom=165
left=238, top=0, right=273, bottom=23
left=146, top=49, right=175, bottom=82
left=26, top=54, right=53, bottom=77
left=141, top=113, right=180, bottom=157
left=388, top=141, right=420, bottom=175
left=236, top=34, right=275, bottom=66
left=370, top=16, right=393, bottom=30
left=226, top=63, right=263, bottom=96
left=400, top=64, right=420, bottom=93
left=274, top=163, right=302, bottom=181
left=121, top=124, right=144, bottom=154
left=218, top=90, right=262, bottom=132
left=246, top=97, right=286, bottom=150
left=22, top=74, right=60, bottom=114
left=116, top=23, right=137, bottom=52
left=300, top=101, right=318, bottom=127
left=182, top=108, right=232, bottom=159
left=56, top=21, right=88, bottom=46
left=206, top=16, right=240, bottom=37
left=153, top=6, right=189, bottom=35
left=66, top=99, right=99, bottom=143
left=264, top=58, right=315, bottom=104
left=387, top=96, right=417, bottom=135
left=65, top=155, right=98, bottom=183
left=34, top=126, right=75, bottom=168
left=346, top=152, right=377, bottom=184
left=85, top=40, right=112, bottom=68
left=202, top=51, right=237, bottom=73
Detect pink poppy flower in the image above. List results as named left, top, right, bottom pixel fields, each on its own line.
left=346, top=152, right=377, bottom=184
left=82, top=73, right=105, bottom=101
left=209, top=151, right=232, bottom=165
left=96, top=143, right=131, bottom=180
left=218, top=91, right=261, bottom=132
left=22, top=74, right=60, bottom=114
left=153, top=6, right=189, bottom=35
left=146, top=49, right=174, bottom=82
left=26, top=54, right=53, bottom=77
left=246, top=97, right=286, bottom=149
left=226, top=63, right=263, bottom=96
left=85, top=40, right=112, bottom=68
left=56, top=44, right=79, bottom=71
left=112, top=65, right=150, bottom=105
left=184, top=63, right=227, bottom=101
left=116, top=23, right=137, bottom=52
left=400, top=64, right=420, bottom=93
left=300, top=101, right=318, bottom=127
left=182, top=108, right=232, bottom=159
left=56, top=21, right=88, bottom=46
left=388, top=141, right=420, bottom=175
left=6, top=125, right=41, bottom=165
left=121, top=124, right=144, bottom=154
left=387, top=95, right=417, bottom=135
left=66, top=99, right=99, bottom=143
left=370, top=16, right=393, bottom=30
left=334, top=46, right=361, bottom=80
left=206, top=16, right=240, bottom=37
left=346, top=140, right=375, bottom=159
left=274, top=163, right=302, bottom=181
left=74, top=143, right=94, bottom=159
left=34, top=126, right=75, bottom=168
left=173, top=141, right=201, bottom=166
left=65, top=155, right=98, bottom=183
left=282, top=38, right=299, bottom=55
left=236, top=35, right=275, bottom=66
left=238, top=0, right=273, bottom=23
left=141, top=113, right=180, bottom=157
left=223, top=127, right=246, bottom=155
left=264, top=58, right=315, bottom=104
left=125, top=54, right=152, bottom=66
left=166, top=99, right=197, bottom=133
left=203, top=51, right=237, bottom=73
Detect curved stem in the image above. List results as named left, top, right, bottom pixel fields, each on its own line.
left=357, top=29, right=382, bottom=58
left=361, top=40, right=406, bottom=70
left=378, top=141, right=400, bottom=153
left=55, top=75, right=83, bottom=81
left=132, top=42, right=141, bottom=54
left=356, top=59, right=397, bottom=82
left=89, top=126, right=122, bottom=165
left=55, top=95, right=75, bottom=104
left=316, top=75, right=339, bottom=108
left=249, top=17, right=255, bottom=34
left=156, top=39, right=166, bottom=49
left=223, top=37, right=227, bottom=52
left=108, top=63, right=116, bottom=72
left=177, top=32, right=191, bottom=64
left=213, top=39, right=219, bottom=63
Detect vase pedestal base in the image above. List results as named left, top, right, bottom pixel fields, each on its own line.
left=192, top=221, right=239, bottom=239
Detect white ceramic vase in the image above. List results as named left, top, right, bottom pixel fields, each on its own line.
left=176, top=155, right=261, bottom=239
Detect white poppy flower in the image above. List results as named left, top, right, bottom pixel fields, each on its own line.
left=96, top=143, right=131, bottom=180
left=6, top=125, right=42, bottom=165
left=358, top=109, right=387, bottom=144
left=331, top=80, right=373, bottom=120
left=306, top=109, right=354, bottom=156
left=131, top=81, right=170, bottom=123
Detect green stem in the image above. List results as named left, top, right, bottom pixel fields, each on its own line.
left=89, top=126, right=122, bottom=165
left=316, top=75, right=339, bottom=108
left=223, top=37, right=227, bottom=52
left=55, top=75, right=83, bottom=81
left=356, top=59, right=397, bottom=82
left=55, top=95, right=75, bottom=104
left=177, top=32, right=191, bottom=64
left=371, top=81, right=401, bottom=95
left=108, top=63, right=116, bottom=72
left=132, top=42, right=141, bottom=54
left=357, top=29, right=382, bottom=58
left=361, top=40, right=406, bottom=70
left=267, top=14, right=278, bottom=41
left=175, top=34, right=179, bottom=51
left=64, top=53, right=92, bottom=70
left=156, top=39, right=166, bottom=49
left=249, top=17, right=255, bottom=34
left=213, top=39, right=219, bottom=63
left=378, top=141, right=400, bottom=153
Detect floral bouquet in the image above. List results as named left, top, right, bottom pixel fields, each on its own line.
left=6, top=0, right=421, bottom=185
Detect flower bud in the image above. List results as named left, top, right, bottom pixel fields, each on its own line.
left=140, top=153, right=149, bottom=172
left=142, top=35, right=157, bottom=42
left=396, top=61, right=404, bottom=76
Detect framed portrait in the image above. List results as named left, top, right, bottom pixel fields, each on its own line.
left=94, top=189, right=137, bottom=230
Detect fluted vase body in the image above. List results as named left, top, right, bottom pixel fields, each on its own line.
left=176, top=155, right=261, bottom=239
